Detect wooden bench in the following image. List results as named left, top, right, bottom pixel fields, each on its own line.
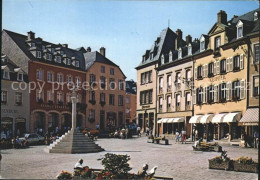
left=154, top=138, right=169, bottom=145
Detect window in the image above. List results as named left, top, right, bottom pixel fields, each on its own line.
left=148, top=90, right=153, bottom=104
left=46, top=53, right=52, bottom=61
left=1, top=91, right=7, bottom=103
left=31, top=42, right=35, bottom=47
left=56, top=56, right=61, bottom=63
left=197, top=87, right=203, bottom=104
left=66, top=93, right=71, bottom=103
left=232, top=81, right=240, bottom=100
left=109, top=94, right=115, bottom=105
left=126, top=97, right=130, bottom=104
left=188, top=46, right=192, bottom=55
left=119, top=80, right=124, bottom=90
left=176, top=94, right=181, bottom=109
left=100, top=93, right=105, bottom=103
left=141, top=73, right=145, bottom=84
left=36, top=89, right=44, bottom=102
left=237, top=27, right=243, bottom=38
left=110, top=68, right=114, bottom=75
left=159, top=97, right=163, bottom=110
left=75, top=77, right=81, bottom=87
left=36, top=51, right=41, bottom=58
left=169, top=51, right=173, bottom=61
left=167, top=96, right=171, bottom=109
left=220, top=59, right=226, bottom=74
left=233, top=55, right=240, bottom=71
left=42, top=45, right=45, bottom=50
left=101, top=66, right=105, bottom=73
left=161, top=54, right=165, bottom=64
left=75, top=61, right=79, bottom=67
left=140, top=90, right=152, bottom=104
left=186, top=69, right=191, bottom=80
left=47, top=72, right=54, bottom=82
left=254, top=11, right=258, bottom=21
left=175, top=72, right=181, bottom=83
left=110, top=78, right=115, bottom=89
left=178, top=50, right=182, bottom=59
left=89, top=109, right=95, bottom=119
left=57, top=73, right=63, bottom=83
left=67, top=75, right=72, bottom=84
left=207, top=85, right=214, bottom=103
left=3, top=70, right=10, bottom=79
left=200, top=41, right=205, bottom=51
left=148, top=71, right=152, bottom=83
left=118, top=95, right=123, bottom=106
left=90, top=74, right=96, bottom=84
left=36, top=69, right=43, bottom=81
left=67, top=59, right=71, bottom=65
left=57, top=92, right=64, bottom=103
left=159, top=77, right=163, bottom=93
left=17, top=72, right=23, bottom=81
left=208, top=63, right=214, bottom=77
left=90, top=91, right=95, bottom=101
left=100, top=76, right=106, bottom=88
left=253, top=76, right=259, bottom=96
left=254, top=44, right=259, bottom=63
left=51, top=48, right=55, bottom=53
left=197, top=66, right=203, bottom=79
left=186, top=92, right=191, bottom=106
left=47, top=90, right=54, bottom=101
left=167, top=75, right=172, bottom=91
left=219, top=83, right=227, bottom=102
left=215, top=36, right=221, bottom=49
left=76, top=94, right=81, bottom=103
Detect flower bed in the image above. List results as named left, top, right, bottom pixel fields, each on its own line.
left=208, top=157, right=232, bottom=170
left=233, top=157, right=258, bottom=173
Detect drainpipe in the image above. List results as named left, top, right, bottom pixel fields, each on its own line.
left=155, top=64, right=158, bottom=137
left=191, top=56, right=195, bottom=141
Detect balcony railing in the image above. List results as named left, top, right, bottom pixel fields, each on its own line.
left=233, top=66, right=240, bottom=72
left=208, top=73, right=214, bottom=78
left=232, top=95, right=240, bottom=101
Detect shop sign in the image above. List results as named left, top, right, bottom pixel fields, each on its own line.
left=1, top=109, right=18, bottom=114
left=209, top=75, right=226, bottom=82
left=142, top=105, right=150, bottom=109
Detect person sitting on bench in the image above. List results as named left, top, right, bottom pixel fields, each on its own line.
left=74, top=159, right=89, bottom=171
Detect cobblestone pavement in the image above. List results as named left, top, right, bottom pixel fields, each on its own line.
left=0, top=136, right=258, bottom=179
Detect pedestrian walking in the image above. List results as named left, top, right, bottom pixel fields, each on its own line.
left=137, top=126, right=141, bottom=137
left=146, top=127, right=150, bottom=136
left=181, top=129, right=186, bottom=144
left=175, top=130, right=179, bottom=143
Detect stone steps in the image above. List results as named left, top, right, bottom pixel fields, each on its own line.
left=45, top=130, right=104, bottom=154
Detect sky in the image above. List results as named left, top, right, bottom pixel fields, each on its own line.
left=2, top=0, right=259, bottom=81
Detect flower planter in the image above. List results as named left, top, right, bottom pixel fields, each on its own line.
left=233, top=162, right=258, bottom=173
left=208, top=159, right=233, bottom=170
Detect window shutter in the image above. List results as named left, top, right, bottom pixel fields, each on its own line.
left=214, top=61, right=217, bottom=75
left=193, top=89, right=197, bottom=105
left=202, top=65, right=204, bottom=77
left=229, top=57, right=233, bottom=72
left=203, top=87, right=207, bottom=103
left=226, top=58, right=230, bottom=72
left=240, top=79, right=245, bottom=99
left=204, top=65, right=208, bottom=78
left=216, top=61, right=220, bottom=74
left=214, top=84, right=218, bottom=102
left=194, top=67, right=197, bottom=79
left=226, top=82, right=230, bottom=100
left=240, top=54, right=244, bottom=70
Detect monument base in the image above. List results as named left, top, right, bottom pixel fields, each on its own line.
left=45, top=130, right=104, bottom=154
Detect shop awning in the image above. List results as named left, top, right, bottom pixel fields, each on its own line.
left=189, top=115, right=202, bottom=123
left=173, top=117, right=185, bottom=123
left=200, top=114, right=214, bottom=123
left=239, top=108, right=259, bottom=125
left=212, top=113, right=227, bottom=123
left=167, top=118, right=175, bottom=123
left=157, top=119, right=163, bottom=123
left=223, top=112, right=241, bottom=123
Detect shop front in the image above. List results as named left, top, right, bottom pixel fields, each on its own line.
left=157, top=117, right=185, bottom=135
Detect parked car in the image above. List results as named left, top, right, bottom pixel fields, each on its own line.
left=19, top=133, right=45, bottom=145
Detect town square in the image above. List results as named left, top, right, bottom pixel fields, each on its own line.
left=1, top=0, right=259, bottom=179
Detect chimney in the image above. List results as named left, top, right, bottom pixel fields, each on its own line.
left=62, top=44, right=68, bottom=48
left=27, top=31, right=35, bottom=40
left=86, top=47, right=91, bottom=52
left=176, top=29, right=182, bottom=39
left=217, top=10, right=227, bottom=24
left=186, top=35, right=192, bottom=45
left=233, top=15, right=238, bottom=19
left=100, top=47, right=105, bottom=57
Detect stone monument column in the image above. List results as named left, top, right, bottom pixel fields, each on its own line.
left=71, top=89, right=77, bottom=131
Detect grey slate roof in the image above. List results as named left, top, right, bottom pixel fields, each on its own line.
left=125, top=80, right=137, bottom=94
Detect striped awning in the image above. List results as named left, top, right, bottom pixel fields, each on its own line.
left=212, top=113, right=227, bottom=123
left=223, top=112, right=241, bottom=123
left=167, top=118, right=175, bottom=123
left=173, top=117, right=185, bottom=123
left=200, top=114, right=214, bottom=124
left=157, top=119, right=163, bottom=123
left=240, top=108, right=259, bottom=125
left=162, top=118, right=170, bottom=123
left=189, top=115, right=203, bottom=123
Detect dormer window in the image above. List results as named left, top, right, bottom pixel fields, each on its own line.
left=67, top=59, right=71, bottom=65
left=36, top=51, right=41, bottom=58
left=150, top=52, right=153, bottom=59
left=51, top=48, right=55, bottom=53
left=236, top=20, right=243, bottom=39
left=215, top=36, right=221, bottom=49
left=60, top=51, right=64, bottom=55
left=169, top=51, right=172, bottom=62
left=161, top=54, right=165, bottom=65
left=188, top=45, right=192, bottom=55
left=254, top=12, right=258, bottom=21
left=142, top=56, right=146, bottom=63
left=46, top=53, right=52, bottom=61
left=75, top=61, right=79, bottom=67
left=3, top=70, right=10, bottom=79
left=56, top=56, right=61, bottom=63
left=31, top=42, right=35, bottom=47
left=178, top=49, right=182, bottom=59
left=17, top=72, right=23, bottom=81
left=200, top=41, right=205, bottom=51
left=42, top=45, right=45, bottom=50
